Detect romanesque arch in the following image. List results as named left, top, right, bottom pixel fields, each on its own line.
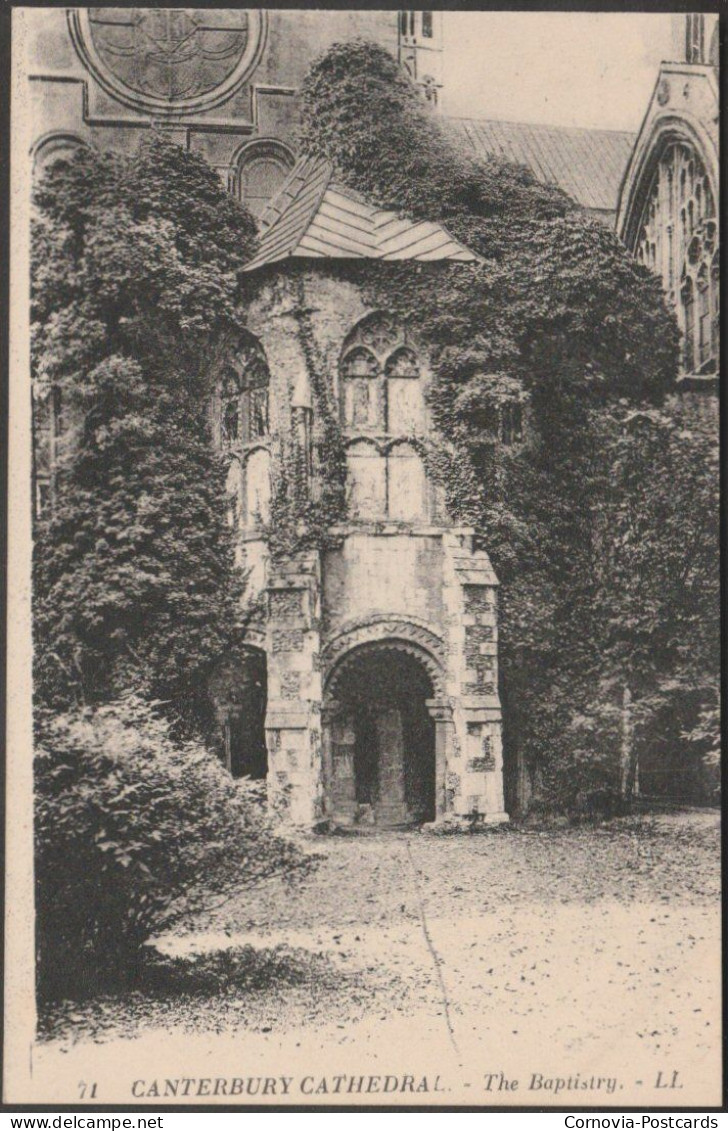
left=321, top=619, right=450, bottom=829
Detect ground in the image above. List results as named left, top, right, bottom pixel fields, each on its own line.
left=36, top=812, right=721, bottom=1106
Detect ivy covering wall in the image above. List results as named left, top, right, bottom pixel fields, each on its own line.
left=293, top=42, right=718, bottom=808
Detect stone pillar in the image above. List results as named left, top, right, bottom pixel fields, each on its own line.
left=322, top=701, right=358, bottom=827
left=374, top=707, right=408, bottom=826
left=265, top=551, right=323, bottom=829
left=426, top=699, right=454, bottom=820
left=442, top=529, right=508, bottom=825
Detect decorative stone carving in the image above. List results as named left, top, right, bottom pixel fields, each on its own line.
left=68, top=8, right=266, bottom=115
left=322, top=617, right=447, bottom=698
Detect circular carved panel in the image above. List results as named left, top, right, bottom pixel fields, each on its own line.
left=69, top=8, right=266, bottom=115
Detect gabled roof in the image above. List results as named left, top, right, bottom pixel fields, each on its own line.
left=449, top=117, right=636, bottom=213
left=244, top=155, right=478, bottom=272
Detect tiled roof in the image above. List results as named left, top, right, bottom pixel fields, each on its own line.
left=449, top=117, right=636, bottom=212
left=245, top=156, right=478, bottom=272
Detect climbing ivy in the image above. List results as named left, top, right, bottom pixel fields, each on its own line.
left=294, top=42, right=717, bottom=809
left=32, top=136, right=258, bottom=737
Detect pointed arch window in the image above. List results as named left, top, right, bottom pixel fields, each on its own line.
left=635, top=142, right=718, bottom=375
left=339, top=314, right=424, bottom=434
left=219, top=335, right=270, bottom=449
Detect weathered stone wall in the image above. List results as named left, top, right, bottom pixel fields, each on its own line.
left=23, top=9, right=399, bottom=182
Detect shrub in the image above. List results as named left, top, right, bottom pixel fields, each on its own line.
left=35, top=697, right=313, bottom=1002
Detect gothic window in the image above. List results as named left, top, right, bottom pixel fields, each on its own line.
left=340, top=347, right=380, bottom=429
left=339, top=314, right=424, bottom=434
left=244, top=448, right=271, bottom=528
left=422, top=11, right=433, bottom=38
left=235, top=141, right=294, bottom=218
left=635, top=143, right=718, bottom=375
left=219, top=335, right=270, bottom=448
left=221, top=369, right=241, bottom=444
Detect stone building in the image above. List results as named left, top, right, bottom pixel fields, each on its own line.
left=25, top=9, right=719, bottom=827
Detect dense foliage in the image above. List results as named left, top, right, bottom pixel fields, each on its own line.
left=31, top=137, right=257, bottom=735
left=35, top=698, right=311, bottom=1001
left=299, top=42, right=718, bottom=808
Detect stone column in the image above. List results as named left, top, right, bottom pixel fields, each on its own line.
left=426, top=699, right=454, bottom=820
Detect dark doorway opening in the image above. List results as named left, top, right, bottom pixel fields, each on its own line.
left=331, top=645, right=436, bottom=828
left=210, top=648, right=268, bottom=780
left=228, top=649, right=268, bottom=779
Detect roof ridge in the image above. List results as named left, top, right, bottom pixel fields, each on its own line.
left=448, top=114, right=636, bottom=139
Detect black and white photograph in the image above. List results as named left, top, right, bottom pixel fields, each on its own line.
left=4, top=4, right=721, bottom=1109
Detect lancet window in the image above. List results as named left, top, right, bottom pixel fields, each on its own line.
left=219, top=334, right=271, bottom=531
left=339, top=313, right=424, bottom=436
left=635, top=142, right=718, bottom=375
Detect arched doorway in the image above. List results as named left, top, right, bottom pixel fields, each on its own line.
left=210, top=647, right=268, bottom=780
left=324, top=642, right=438, bottom=829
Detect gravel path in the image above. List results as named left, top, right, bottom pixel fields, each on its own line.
left=35, top=812, right=721, bottom=1106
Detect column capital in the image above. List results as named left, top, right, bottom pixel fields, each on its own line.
left=426, top=698, right=453, bottom=723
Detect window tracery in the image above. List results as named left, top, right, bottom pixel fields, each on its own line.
left=220, top=335, right=270, bottom=448
left=635, top=142, right=719, bottom=374
left=339, top=314, right=424, bottom=434
left=219, top=334, right=271, bottom=531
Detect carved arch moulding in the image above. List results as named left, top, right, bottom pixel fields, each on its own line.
left=321, top=617, right=447, bottom=699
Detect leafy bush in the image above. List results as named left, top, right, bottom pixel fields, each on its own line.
left=35, top=697, right=313, bottom=1002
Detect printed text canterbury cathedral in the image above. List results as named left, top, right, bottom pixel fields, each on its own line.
left=27, top=10, right=719, bottom=829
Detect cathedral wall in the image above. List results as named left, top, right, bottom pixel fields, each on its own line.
left=22, top=9, right=399, bottom=193
left=322, top=533, right=445, bottom=639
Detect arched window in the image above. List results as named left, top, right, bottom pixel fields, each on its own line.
left=244, top=449, right=271, bottom=528
left=221, top=368, right=241, bottom=444
left=219, top=335, right=270, bottom=448
left=31, top=132, right=89, bottom=178
left=347, top=440, right=386, bottom=520
left=340, top=347, right=380, bottom=429
left=234, top=141, right=294, bottom=218
left=422, top=11, right=433, bottom=38
left=339, top=314, right=424, bottom=434
left=385, top=347, right=421, bottom=434
left=636, top=143, right=718, bottom=374
left=388, top=443, right=428, bottom=522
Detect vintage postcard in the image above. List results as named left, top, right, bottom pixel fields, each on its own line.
left=5, top=5, right=721, bottom=1109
